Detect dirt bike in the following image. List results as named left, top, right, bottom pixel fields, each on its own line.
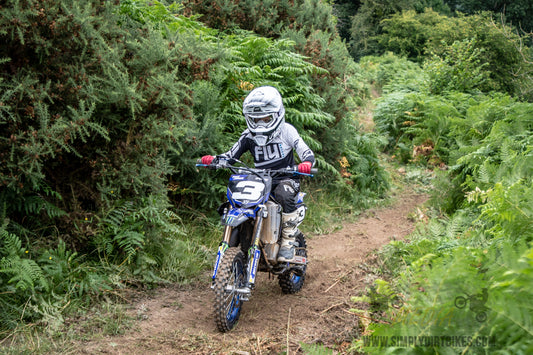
left=454, top=289, right=488, bottom=323
left=196, top=156, right=317, bottom=332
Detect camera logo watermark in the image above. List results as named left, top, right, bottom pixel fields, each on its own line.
left=454, top=287, right=488, bottom=322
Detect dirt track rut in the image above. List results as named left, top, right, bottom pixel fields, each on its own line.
left=79, top=191, right=428, bottom=355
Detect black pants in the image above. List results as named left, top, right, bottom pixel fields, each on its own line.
left=272, top=179, right=300, bottom=213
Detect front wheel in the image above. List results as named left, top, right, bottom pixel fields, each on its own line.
left=455, top=296, right=467, bottom=309
left=278, top=232, right=307, bottom=294
left=213, top=247, right=246, bottom=332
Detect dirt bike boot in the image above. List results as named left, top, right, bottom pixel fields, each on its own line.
left=277, top=211, right=299, bottom=262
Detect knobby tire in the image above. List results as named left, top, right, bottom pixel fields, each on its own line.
left=278, top=232, right=307, bottom=294
left=213, top=247, right=246, bottom=332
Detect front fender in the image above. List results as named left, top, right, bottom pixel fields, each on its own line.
left=223, top=208, right=256, bottom=227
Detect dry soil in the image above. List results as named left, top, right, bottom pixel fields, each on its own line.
left=78, top=190, right=428, bottom=355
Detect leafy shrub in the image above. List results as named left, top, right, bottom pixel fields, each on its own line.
left=360, top=53, right=426, bottom=94
left=0, top=0, right=221, bottom=330
left=348, top=0, right=451, bottom=60
left=377, top=9, right=448, bottom=60
left=0, top=0, right=213, bottom=242
left=356, top=57, right=533, bottom=355
left=119, top=0, right=216, bottom=36
left=425, top=38, right=490, bottom=94
left=374, top=85, right=533, bottom=172
left=0, top=225, right=113, bottom=331
left=446, top=96, right=533, bottom=211
left=373, top=91, right=420, bottom=161
left=358, top=239, right=533, bottom=354
left=358, top=176, right=533, bottom=352
left=375, top=9, right=533, bottom=99
left=181, top=0, right=337, bottom=38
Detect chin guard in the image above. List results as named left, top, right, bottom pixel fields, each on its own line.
left=252, top=134, right=268, bottom=146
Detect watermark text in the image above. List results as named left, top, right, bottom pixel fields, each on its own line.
left=362, top=335, right=496, bottom=348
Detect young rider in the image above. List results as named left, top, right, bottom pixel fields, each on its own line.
left=201, top=86, right=315, bottom=262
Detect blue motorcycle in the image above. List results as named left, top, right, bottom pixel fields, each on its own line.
left=197, top=156, right=316, bottom=332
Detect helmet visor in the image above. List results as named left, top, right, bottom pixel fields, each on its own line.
left=245, top=112, right=277, bottom=128
left=253, top=114, right=272, bottom=125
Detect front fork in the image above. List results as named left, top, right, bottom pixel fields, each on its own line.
left=246, top=207, right=265, bottom=288
left=211, top=205, right=266, bottom=299
left=211, top=224, right=233, bottom=283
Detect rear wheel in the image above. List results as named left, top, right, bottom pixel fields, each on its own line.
left=278, top=232, right=307, bottom=294
left=213, top=247, right=246, bottom=332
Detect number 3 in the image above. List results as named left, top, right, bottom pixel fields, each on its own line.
left=232, top=181, right=264, bottom=200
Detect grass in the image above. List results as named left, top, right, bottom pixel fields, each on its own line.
left=0, top=301, right=135, bottom=354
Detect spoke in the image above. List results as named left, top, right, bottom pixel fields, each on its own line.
left=225, top=298, right=235, bottom=314
left=223, top=291, right=235, bottom=304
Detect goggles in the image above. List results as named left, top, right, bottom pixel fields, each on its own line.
left=246, top=112, right=277, bottom=128
left=253, top=115, right=272, bottom=124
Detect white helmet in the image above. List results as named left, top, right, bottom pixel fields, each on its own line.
left=243, top=86, right=285, bottom=146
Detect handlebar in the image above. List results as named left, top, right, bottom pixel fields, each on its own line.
left=196, top=156, right=317, bottom=177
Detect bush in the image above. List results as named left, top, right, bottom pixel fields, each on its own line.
left=354, top=51, right=533, bottom=355
left=0, top=0, right=218, bottom=330
left=375, top=10, right=533, bottom=99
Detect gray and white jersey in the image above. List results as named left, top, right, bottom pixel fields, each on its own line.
left=223, top=122, right=315, bottom=170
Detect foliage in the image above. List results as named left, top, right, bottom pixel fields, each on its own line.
left=358, top=242, right=533, bottom=353
left=374, top=62, right=533, bottom=169
left=0, top=0, right=213, bottom=242
left=333, top=0, right=362, bottom=42
left=444, top=0, right=533, bottom=34
left=373, top=90, right=420, bottom=161
left=426, top=13, right=531, bottom=98
left=0, top=223, right=114, bottom=331
left=118, top=0, right=216, bottom=36
left=357, top=136, right=533, bottom=351
left=181, top=0, right=337, bottom=38
left=348, top=0, right=451, bottom=59
left=0, top=0, right=218, bottom=331
left=343, top=0, right=531, bottom=64
left=0, top=228, right=48, bottom=296
left=356, top=34, right=533, bottom=354
left=425, top=38, right=490, bottom=94
left=359, top=52, right=426, bottom=94
left=377, top=9, right=448, bottom=60
left=374, top=10, right=533, bottom=99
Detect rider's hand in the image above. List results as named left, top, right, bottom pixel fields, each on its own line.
left=298, top=161, right=312, bottom=174
left=201, top=155, right=215, bottom=165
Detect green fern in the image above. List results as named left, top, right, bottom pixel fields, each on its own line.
left=0, top=228, right=48, bottom=292
left=114, top=230, right=144, bottom=263
left=96, top=201, right=144, bottom=263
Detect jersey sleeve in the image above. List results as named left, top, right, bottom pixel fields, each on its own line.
left=286, top=124, right=315, bottom=165
left=222, top=130, right=251, bottom=160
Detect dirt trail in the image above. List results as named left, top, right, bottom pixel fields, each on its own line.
left=79, top=190, right=427, bottom=355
